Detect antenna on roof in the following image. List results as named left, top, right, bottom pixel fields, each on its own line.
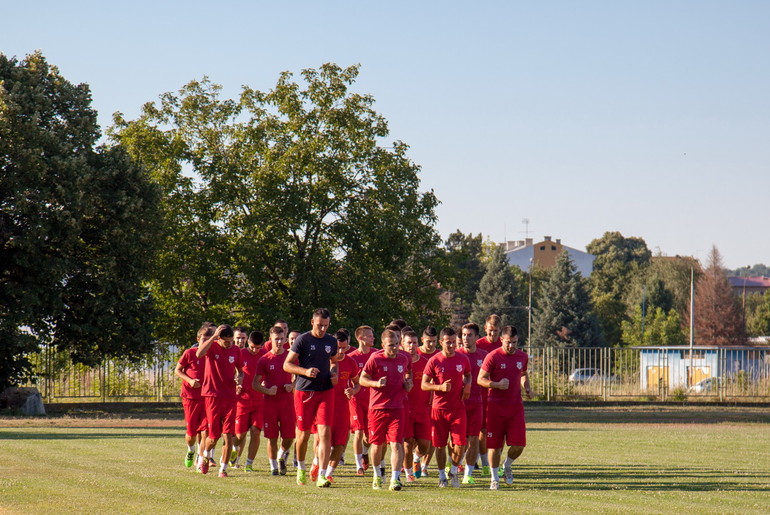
left=521, top=218, right=530, bottom=239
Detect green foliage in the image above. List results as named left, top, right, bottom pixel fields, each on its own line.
left=111, top=63, right=444, bottom=342
left=532, top=251, right=603, bottom=348
left=586, top=231, right=651, bottom=346
left=438, top=231, right=484, bottom=325
left=729, top=263, right=770, bottom=277
left=746, top=292, right=770, bottom=336
left=0, top=52, right=160, bottom=388
left=470, top=245, right=526, bottom=331
left=620, top=306, right=685, bottom=347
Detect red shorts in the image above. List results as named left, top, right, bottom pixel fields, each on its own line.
left=349, top=396, right=368, bottom=432
left=465, top=402, right=484, bottom=438
left=485, top=402, right=526, bottom=449
left=430, top=407, right=467, bottom=447
left=404, top=408, right=431, bottom=441
left=331, top=413, right=351, bottom=446
left=263, top=395, right=296, bottom=439
left=204, top=396, right=236, bottom=440
left=368, top=408, right=404, bottom=445
left=235, top=402, right=263, bottom=434
left=294, top=389, right=334, bottom=431
left=182, top=397, right=207, bottom=437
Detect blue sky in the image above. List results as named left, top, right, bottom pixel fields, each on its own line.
left=4, top=1, right=769, bottom=269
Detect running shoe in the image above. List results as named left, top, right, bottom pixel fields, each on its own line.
left=219, top=470, right=228, bottom=478
left=489, top=480, right=499, bottom=490
left=450, top=472, right=460, bottom=488
left=310, top=463, right=320, bottom=482
left=208, top=457, right=217, bottom=468
left=185, top=451, right=195, bottom=468
left=414, top=468, right=422, bottom=478
left=372, top=476, right=383, bottom=490
left=504, top=465, right=513, bottom=485
left=406, top=473, right=417, bottom=484
left=462, top=476, right=476, bottom=485
left=278, top=458, right=287, bottom=476
left=389, top=479, right=402, bottom=491
left=297, top=469, right=307, bottom=486
left=326, top=475, right=335, bottom=484
left=482, top=465, right=491, bottom=477
left=356, top=467, right=365, bottom=476
left=200, top=459, right=209, bottom=475
left=271, top=469, right=279, bottom=476
left=316, top=477, right=331, bottom=488
left=244, top=464, right=255, bottom=472
left=438, top=477, right=448, bottom=488
left=420, top=467, right=429, bottom=477
left=229, top=449, right=238, bottom=466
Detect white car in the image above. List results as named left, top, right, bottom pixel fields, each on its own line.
left=568, top=368, right=617, bottom=384
left=688, top=377, right=721, bottom=393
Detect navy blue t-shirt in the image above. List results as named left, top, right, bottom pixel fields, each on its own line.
left=291, top=331, right=338, bottom=392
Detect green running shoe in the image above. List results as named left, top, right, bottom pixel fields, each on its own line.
left=185, top=451, right=195, bottom=468
left=244, top=464, right=255, bottom=472
left=229, top=449, right=238, bottom=466
left=372, top=476, right=383, bottom=490
left=316, top=476, right=331, bottom=488
left=482, top=465, right=491, bottom=477
left=462, top=476, right=476, bottom=485
left=389, top=479, right=402, bottom=491
left=297, top=469, right=307, bottom=486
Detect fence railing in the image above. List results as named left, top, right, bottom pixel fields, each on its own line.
left=25, top=345, right=770, bottom=403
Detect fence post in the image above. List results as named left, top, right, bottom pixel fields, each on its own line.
left=101, top=361, right=107, bottom=402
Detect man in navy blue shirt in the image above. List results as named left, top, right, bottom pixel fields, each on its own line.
left=284, top=308, right=338, bottom=487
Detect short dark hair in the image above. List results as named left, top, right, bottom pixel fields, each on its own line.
left=501, top=325, right=518, bottom=338
left=422, top=326, right=437, bottom=337
left=274, top=319, right=288, bottom=326
left=402, top=330, right=418, bottom=339
left=269, top=326, right=284, bottom=336
left=439, top=327, right=456, bottom=340
left=335, top=328, right=350, bottom=342
left=313, top=308, right=331, bottom=319
left=385, top=324, right=401, bottom=334
left=248, top=331, right=265, bottom=346
left=355, top=325, right=373, bottom=339
left=219, top=325, right=234, bottom=338
left=462, top=322, right=480, bottom=337
left=197, top=325, right=214, bottom=338
left=389, top=319, right=407, bottom=330
left=400, top=325, right=413, bottom=335
left=234, top=326, right=249, bottom=334
left=381, top=329, right=399, bottom=341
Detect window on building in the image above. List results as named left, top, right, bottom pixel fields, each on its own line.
left=551, top=245, right=556, bottom=251
left=540, top=246, right=545, bottom=251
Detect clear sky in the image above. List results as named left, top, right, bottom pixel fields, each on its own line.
left=4, top=1, right=769, bottom=269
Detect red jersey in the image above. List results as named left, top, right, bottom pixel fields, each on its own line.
left=363, top=350, right=411, bottom=410
left=406, top=355, right=430, bottom=417
left=201, top=341, right=244, bottom=399
left=481, top=348, right=528, bottom=405
left=238, top=346, right=266, bottom=406
left=255, top=351, right=293, bottom=399
left=178, top=347, right=206, bottom=400
left=417, top=347, right=438, bottom=360
left=423, top=352, right=471, bottom=411
left=476, top=336, right=501, bottom=353
left=263, top=341, right=290, bottom=352
left=333, top=355, right=359, bottom=414
left=348, top=348, right=374, bottom=405
left=457, top=346, right=488, bottom=405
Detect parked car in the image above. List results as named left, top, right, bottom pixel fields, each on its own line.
left=568, top=368, right=617, bottom=384
left=688, top=377, right=721, bottom=393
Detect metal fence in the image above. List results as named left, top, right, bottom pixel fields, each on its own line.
left=25, top=345, right=770, bottom=403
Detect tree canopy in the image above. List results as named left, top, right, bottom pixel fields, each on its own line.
left=470, top=245, right=525, bottom=332
left=0, top=52, right=160, bottom=388
left=111, top=63, right=444, bottom=343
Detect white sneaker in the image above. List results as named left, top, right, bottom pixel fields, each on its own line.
left=490, top=480, right=499, bottom=490
left=504, top=465, right=513, bottom=485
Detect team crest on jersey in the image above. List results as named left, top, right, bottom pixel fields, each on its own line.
left=269, top=365, right=274, bottom=370
left=456, top=364, right=463, bottom=372
left=397, top=365, right=404, bottom=373
left=500, top=363, right=506, bottom=369
left=214, top=354, right=220, bottom=360
left=325, top=346, right=332, bottom=354
left=228, top=356, right=235, bottom=364
left=517, top=362, right=523, bottom=370
left=311, top=345, right=316, bottom=351
left=383, top=366, right=388, bottom=372
left=477, top=360, right=483, bottom=367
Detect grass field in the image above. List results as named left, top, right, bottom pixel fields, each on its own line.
left=1, top=406, right=769, bottom=514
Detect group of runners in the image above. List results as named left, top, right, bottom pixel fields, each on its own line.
left=175, top=308, right=533, bottom=491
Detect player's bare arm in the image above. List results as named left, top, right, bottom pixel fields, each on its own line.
left=478, top=369, right=509, bottom=390
left=283, top=350, right=320, bottom=378
left=196, top=325, right=224, bottom=358
left=252, top=373, right=278, bottom=396
left=174, top=363, right=200, bottom=388
left=461, top=372, right=471, bottom=401
left=421, top=373, right=451, bottom=392
left=521, top=369, right=534, bottom=399
left=358, top=371, right=385, bottom=389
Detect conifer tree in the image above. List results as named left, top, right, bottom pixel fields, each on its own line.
left=470, top=245, right=525, bottom=331
left=532, top=251, right=603, bottom=347
left=684, top=246, right=747, bottom=345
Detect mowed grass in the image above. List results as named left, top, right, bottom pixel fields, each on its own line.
left=1, top=406, right=769, bottom=514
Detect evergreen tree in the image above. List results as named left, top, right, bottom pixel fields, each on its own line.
left=470, top=245, right=525, bottom=332
left=684, top=246, right=747, bottom=345
left=621, top=306, right=685, bottom=346
left=532, top=251, right=603, bottom=348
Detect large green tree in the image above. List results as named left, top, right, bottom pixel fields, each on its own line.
left=112, top=64, right=443, bottom=342
left=586, top=231, right=651, bottom=346
left=532, top=251, right=603, bottom=348
left=439, top=230, right=484, bottom=326
left=0, top=52, right=160, bottom=388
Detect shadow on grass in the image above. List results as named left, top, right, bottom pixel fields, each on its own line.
left=0, top=430, right=179, bottom=440
left=509, top=464, right=770, bottom=492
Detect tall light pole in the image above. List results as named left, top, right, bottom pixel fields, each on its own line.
left=527, top=258, right=533, bottom=352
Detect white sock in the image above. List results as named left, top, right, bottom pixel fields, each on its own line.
left=379, top=459, right=386, bottom=468
left=269, top=459, right=278, bottom=470
left=187, top=444, right=195, bottom=452
left=245, top=458, right=253, bottom=466
left=391, top=470, right=400, bottom=481
left=326, top=466, right=334, bottom=477
left=297, top=461, right=306, bottom=471
left=312, top=456, right=319, bottom=466
left=355, top=454, right=363, bottom=469
left=491, top=466, right=500, bottom=481
left=422, top=463, right=428, bottom=471
left=374, top=466, right=382, bottom=478
left=465, top=464, right=474, bottom=478
left=220, top=461, right=227, bottom=472
left=450, top=464, right=458, bottom=475
left=438, top=468, right=447, bottom=480
left=413, top=453, right=420, bottom=463
left=280, top=449, right=290, bottom=461
left=405, top=467, right=413, bottom=476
